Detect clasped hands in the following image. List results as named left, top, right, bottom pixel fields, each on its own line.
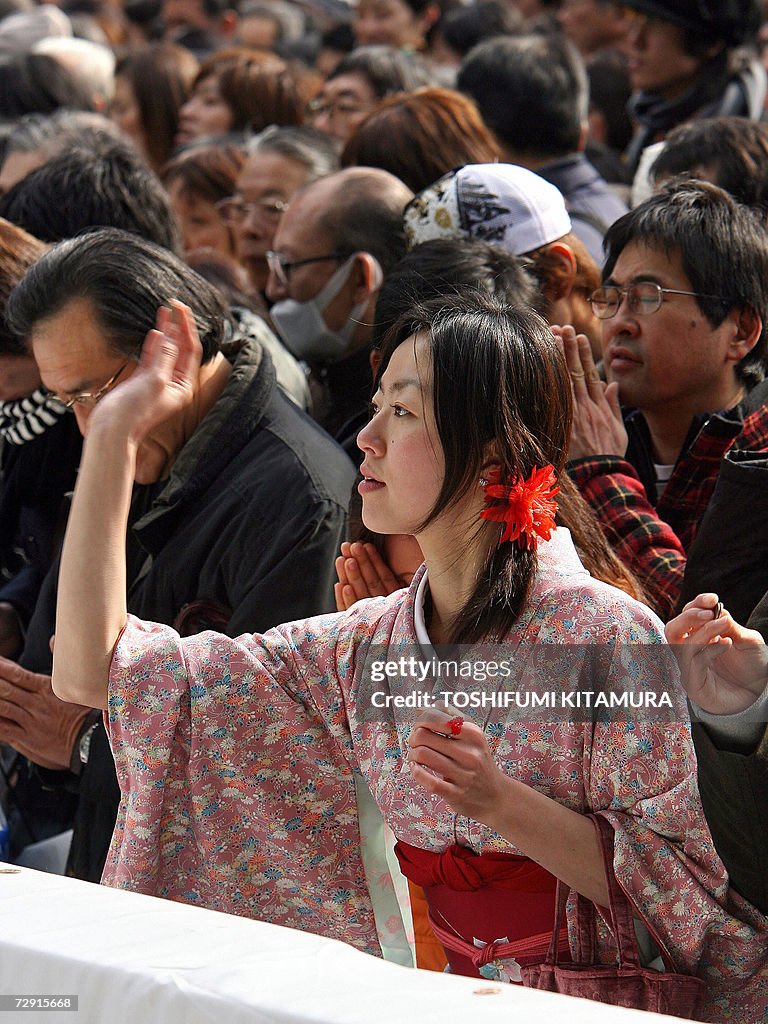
left=551, top=324, right=627, bottom=460
left=334, top=541, right=408, bottom=611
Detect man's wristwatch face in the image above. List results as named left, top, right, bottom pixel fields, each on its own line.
left=79, top=723, right=98, bottom=765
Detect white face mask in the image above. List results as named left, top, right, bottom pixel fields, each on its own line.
left=270, top=254, right=381, bottom=363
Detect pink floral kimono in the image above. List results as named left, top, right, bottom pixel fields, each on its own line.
left=103, top=532, right=768, bottom=1022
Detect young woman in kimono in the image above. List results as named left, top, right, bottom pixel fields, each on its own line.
left=51, top=295, right=766, bottom=1021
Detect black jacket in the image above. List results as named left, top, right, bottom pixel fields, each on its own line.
left=122, top=336, right=354, bottom=637
left=21, top=338, right=356, bottom=879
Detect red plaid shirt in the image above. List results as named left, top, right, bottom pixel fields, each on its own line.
left=569, top=397, right=768, bottom=621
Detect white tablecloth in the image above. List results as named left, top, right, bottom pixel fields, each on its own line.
left=0, top=867, right=683, bottom=1024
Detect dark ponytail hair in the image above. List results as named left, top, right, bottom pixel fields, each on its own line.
left=375, top=293, right=572, bottom=643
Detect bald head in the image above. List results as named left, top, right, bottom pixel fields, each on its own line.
left=288, top=167, right=413, bottom=275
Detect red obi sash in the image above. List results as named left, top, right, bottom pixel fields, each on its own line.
left=395, top=841, right=570, bottom=979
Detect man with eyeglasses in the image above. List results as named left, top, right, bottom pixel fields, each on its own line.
left=563, top=179, right=768, bottom=921
left=0, top=228, right=355, bottom=880
left=266, top=166, right=413, bottom=442
left=217, top=127, right=339, bottom=296
left=560, top=179, right=768, bottom=623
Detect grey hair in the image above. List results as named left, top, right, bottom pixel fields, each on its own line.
left=245, top=125, right=340, bottom=182
left=2, top=109, right=119, bottom=157
left=33, top=37, right=116, bottom=105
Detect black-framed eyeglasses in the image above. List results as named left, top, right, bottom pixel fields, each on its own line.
left=266, top=250, right=347, bottom=288
left=49, top=363, right=129, bottom=409
left=216, top=196, right=289, bottom=224
left=590, top=282, right=732, bottom=320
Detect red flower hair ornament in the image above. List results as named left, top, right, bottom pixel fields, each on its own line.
left=480, top=465, right=559, bottom=549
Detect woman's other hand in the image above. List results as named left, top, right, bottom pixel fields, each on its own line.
left=665, top=593, right=768, bottom=715
left=407, top=712, right=507, bottom=826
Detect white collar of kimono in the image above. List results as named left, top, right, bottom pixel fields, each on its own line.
left=412, top=526, right=581, bottom=647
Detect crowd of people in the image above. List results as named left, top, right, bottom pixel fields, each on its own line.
left=0, top=0, right=767, bottom=1020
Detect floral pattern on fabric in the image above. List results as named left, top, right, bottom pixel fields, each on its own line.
left=104, top=536, right=768, bottom=1022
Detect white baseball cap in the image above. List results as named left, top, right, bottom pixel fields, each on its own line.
left=404, top=163, right=572, bottom=257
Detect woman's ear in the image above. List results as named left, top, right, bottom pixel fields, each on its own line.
left=539, top=242, right=577, bottom=302
left=480, top=441, right=501, bottom=480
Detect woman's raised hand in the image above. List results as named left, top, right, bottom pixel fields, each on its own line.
left=89, top=300, right=202, bottom=446
left=665, top=593, right=768, bottom=715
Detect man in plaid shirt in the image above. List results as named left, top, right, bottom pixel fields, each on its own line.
left=557, top=179, right=768, bottom=621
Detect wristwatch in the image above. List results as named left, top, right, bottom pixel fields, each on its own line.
left=78, top=722, right=99, bottom=766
